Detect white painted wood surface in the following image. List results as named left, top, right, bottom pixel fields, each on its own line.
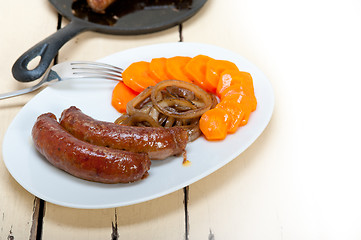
left=1, top=0, right=361, bottom=239
left=185, top=0, right=361, bottom=239
left=0, top=1, right=57, bottom=239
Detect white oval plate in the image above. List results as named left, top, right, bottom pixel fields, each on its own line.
left=3, top=42, right=274, bottom=209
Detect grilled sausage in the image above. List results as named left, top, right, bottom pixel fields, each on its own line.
left=32, top=113, right=151, bottom=184
left=59, top=106, right=188, bottom=160
left=86, top=0, right=116, bottom=13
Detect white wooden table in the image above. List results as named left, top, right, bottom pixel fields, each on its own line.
left=1, top=0, right=361, bottom=239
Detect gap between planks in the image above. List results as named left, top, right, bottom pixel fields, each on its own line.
left=28, top=13, right=61, bottom=240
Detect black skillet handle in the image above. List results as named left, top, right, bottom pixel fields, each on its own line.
left=12, top=20, right=91, bottom=82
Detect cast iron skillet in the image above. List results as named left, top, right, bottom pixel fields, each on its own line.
left=12, top=0, right=207, bottom=82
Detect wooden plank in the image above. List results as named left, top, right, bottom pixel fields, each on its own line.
left=0, top=1, right=59, bottom=239
left=184, top=0, right=361, bottom=239
left=42, top=191, right=185, bottom=240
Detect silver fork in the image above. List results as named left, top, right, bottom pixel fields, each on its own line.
left=0, top=61, right=123, bottom=100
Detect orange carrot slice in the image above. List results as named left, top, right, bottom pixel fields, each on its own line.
left=216, top=69, right=253, bottom=97
left=185, top=55, right=214, bottom=91
left=205, top=59, right=239, bottom=92
left=199, top=108, right=229, bottom=140
left=122, top=61, right=158, bottom=92
left=111, top=81, right=138, bottom=113
left=166, top=56, right=193, bottom=82
left=218, top=84, right=246, bottom=99
left=215, top=98, right=244, bottom=133
left=219, top=93, right=254, bottom=128
left=219, top=84, right=257, bottom=111
left=149, top=57, right=172, bottom=82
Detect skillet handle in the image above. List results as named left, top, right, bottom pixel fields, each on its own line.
left=12, top=20, right=90, bottom=82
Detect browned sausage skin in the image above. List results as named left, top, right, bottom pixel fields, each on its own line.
left=32, top=113, right=151, bottom=184
left=59, top=106, right=188, bottom=160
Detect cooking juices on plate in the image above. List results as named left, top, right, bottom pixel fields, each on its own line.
left=31, top=54, right=257, bottom=184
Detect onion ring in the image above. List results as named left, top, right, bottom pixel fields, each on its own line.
left=151, top=80, right=213, bottom=119
left=117, top=79, right=217, bottom=141
left=115, top=112, right=160, bottom=127
left=126, top=86, right=153, bottom=115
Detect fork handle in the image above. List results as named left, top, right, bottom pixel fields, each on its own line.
left=0, top=87, right=36, bottom=100
left=0, top=80, right=45, bottom=100
left=12, top=19, right=91, bottom=83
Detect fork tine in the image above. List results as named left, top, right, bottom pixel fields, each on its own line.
left=71, top=74, right=122, bottom=81
left=69, top=61, right=123, bottom=81
left=70, top=61, right=123, bottom=73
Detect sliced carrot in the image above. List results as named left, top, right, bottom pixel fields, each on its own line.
left=122, top=61, right=158, bottom=93
left=199, top=108, right=229, bottom=140
left=216, top=98, right=244, bottom=133
left=205, top=59, right=239, bottom=92
left=219, top=84, right=257, bottom=111
left=185, top=55, right=214, bottom=91
left=219, top=84, right=245, bottom=99
left=149, top=57, right=172, bottom=82
left=219, top=93, right=254, bottom=128
left=111, top=81, right=138, bottom=113
left=216, top=69, right=253, bottom=97
left=166, top=56, right=193, bottom=82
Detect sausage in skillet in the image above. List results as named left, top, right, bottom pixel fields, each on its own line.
left=86, top=0, right=116, bottom=13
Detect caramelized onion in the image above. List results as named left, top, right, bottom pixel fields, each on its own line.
left=115, top=112, right=160, bottom=127
left=126, top=86, right=153, bottom=115
left=114, top=114, right=129, bottom=125
left=180, top=121, right=201, bottom=142
left=151, top=80, right=213, bottom=119
left=116, top=79, right=217, bottom=141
